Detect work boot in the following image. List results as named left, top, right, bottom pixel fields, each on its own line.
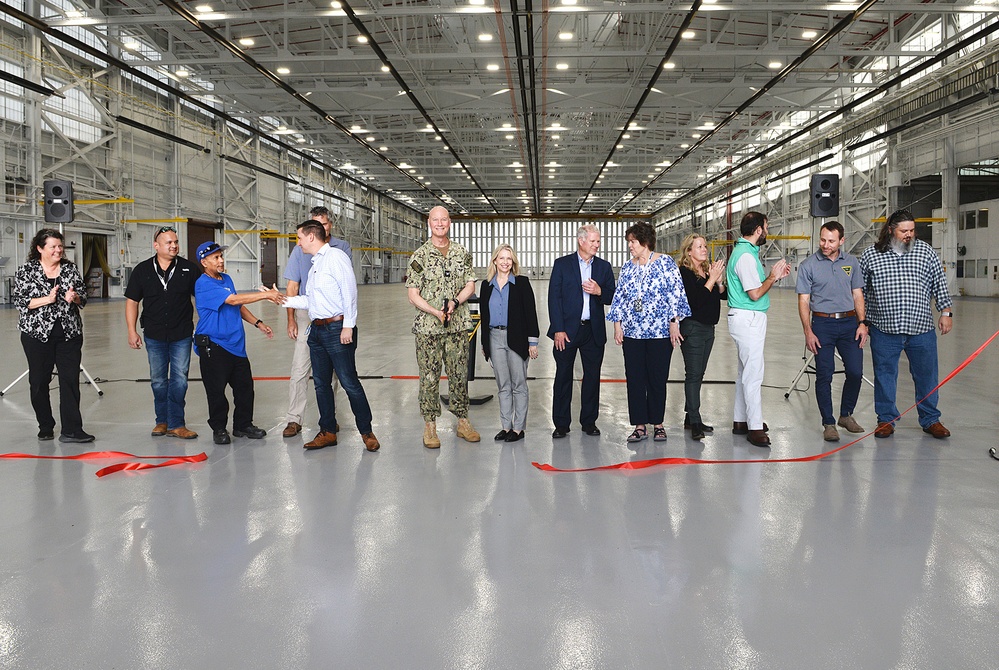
left=456, top=418, right=481, bottom=443
left=423, top=422, right=441, bottom=449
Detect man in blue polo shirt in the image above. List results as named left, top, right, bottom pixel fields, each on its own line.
left=194, top=241, right=286, bottom=445
left=796, top=221, right=868, bottom=442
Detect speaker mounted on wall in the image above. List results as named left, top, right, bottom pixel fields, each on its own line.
left=43, top=179, right=74, bottom=223
left=809, top=173, right=839, bottom=217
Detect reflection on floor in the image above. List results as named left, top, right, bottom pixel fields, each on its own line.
left=1, top=285, right=998, bottom=668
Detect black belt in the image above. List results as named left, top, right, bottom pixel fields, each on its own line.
left=580, top=319, right=591, bottom=325
left=813, top=310, right=856, bottom=319
left=312, top=315, right=344, bottom=326
left=490, top=325, right=507, bottom=330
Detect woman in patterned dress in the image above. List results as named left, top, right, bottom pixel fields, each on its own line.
left=607, top=222, right=691, bottom=442
left=12, top=228, right=93, bottom=443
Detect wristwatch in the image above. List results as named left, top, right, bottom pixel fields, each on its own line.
left=941, top=311, right=954, bottom=318
left=255, top=319, right=263, bottom=327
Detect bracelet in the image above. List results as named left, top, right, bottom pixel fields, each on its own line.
left=255, top=319, right=263, bottom=327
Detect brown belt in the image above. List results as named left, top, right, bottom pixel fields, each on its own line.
left=312, top=315, right=344, bottom=326
left=813, top=310, right=857, bottom=319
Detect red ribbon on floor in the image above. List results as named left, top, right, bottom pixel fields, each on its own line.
left=533, top=328, right=999, bottom=473
left=0, top=450, right=208, bottom=478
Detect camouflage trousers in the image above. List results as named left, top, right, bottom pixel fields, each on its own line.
left=415, top=331, right=469, bottom=421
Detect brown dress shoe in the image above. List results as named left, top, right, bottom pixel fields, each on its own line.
left=747, top=429, right=771, bottom=447
left=874, top=422, right=895, bottom=438
left=733, top=421, right=768, bottom=435
left=283, top=422, right=302, bottom=437
left=922, top=422, right=950, bottom=439
left=151, top=423, right=168, bottom=437
left=304, top=431, right=337, bottom=450
left=362, top=432, right=380, bottom=451
left=166, top=426, right=198, bottom=439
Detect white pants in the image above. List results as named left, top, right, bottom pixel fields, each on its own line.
left=728, top=309, right=767, bottom=430
left=286, top=309, right=339, bottom=424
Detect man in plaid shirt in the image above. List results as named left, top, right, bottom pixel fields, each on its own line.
left=860, top=209, right=953, bottom=439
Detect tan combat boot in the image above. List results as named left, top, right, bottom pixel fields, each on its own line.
left=423, top=422, right=441, bottom=449
left=456, top=418, right=481, bottom=443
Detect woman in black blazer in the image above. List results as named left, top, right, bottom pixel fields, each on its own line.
left=479, top=244, right=540, bottom=442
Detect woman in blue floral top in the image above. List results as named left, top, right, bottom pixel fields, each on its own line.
left=12, top=228, right=93, bottom=443
left=607, top=222, right=691, bottom=442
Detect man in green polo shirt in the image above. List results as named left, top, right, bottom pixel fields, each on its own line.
left=726, top=211, right=790, bottom=447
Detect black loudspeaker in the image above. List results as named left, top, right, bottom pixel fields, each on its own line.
left=43, top=179, right=74, bottom=223
left=809, top=173, right=839, bottom=217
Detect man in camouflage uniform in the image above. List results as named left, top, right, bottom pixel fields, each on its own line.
left=406, top=206, right=480, bottom=448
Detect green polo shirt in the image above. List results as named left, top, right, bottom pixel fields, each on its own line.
left=726, top=238, right=768, bottom=312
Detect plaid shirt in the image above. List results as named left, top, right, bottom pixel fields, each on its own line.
left=860, top=239, right=952, bottom=335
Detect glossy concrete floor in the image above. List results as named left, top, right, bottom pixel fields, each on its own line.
left=1, top=284, right=998, bottom=669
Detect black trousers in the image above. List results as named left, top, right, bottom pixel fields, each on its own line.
left=552, top=321, right=604, bottom=428
left=20, top=322, right=84, bottom=435
left=622, top=336, right=672, bottom=426
left=198, top=342, right=254, bottom=432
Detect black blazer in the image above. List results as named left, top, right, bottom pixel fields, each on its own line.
left=479, top=275, right=540, bottom=362
left=546, top=253, right=616, bottom=345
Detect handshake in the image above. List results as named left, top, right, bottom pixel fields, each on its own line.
left=257, top=284, right=287, bottom=305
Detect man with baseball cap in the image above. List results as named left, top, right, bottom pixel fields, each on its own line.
left=193, top=241, right=286, bottom=445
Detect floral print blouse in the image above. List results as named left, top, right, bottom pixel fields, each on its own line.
left=13, top=260, right=88, bottom=342
left=606, top=253, right=691, bottom=339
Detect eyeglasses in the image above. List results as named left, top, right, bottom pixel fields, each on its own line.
left=154, top=226, right=177, bottom=240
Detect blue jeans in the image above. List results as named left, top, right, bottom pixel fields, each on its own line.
left=811, top=316, right=864, bottom=425
left=868, top=326, right=940, bottom=428
left=308, top=321, right=373, bottom=434
left=146, top=336, right=192, bottom=429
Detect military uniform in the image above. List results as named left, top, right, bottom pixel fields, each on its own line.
left=406, top=239, right=476, bottom=421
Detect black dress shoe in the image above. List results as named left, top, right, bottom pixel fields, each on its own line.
left=233, top=425, right=266, bottom=439
left=690, top=424, right=705, bottom=441
left=213, top=429, right=232, bottom=445
left=552, top=427, right=569, bottom=438
left=38, top=429, right=55, bottom=441
left=494, top=429, right=510, bottom=441
left=504, top=430, right=525, bottom=443
left=582, top=424, right=601, bottom=436
left=59, top=431, right=95, bottom=444
left=700, top=423, right=714, bottom=433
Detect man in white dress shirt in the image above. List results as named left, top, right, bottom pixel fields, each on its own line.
left=283, top=220, right=379, bottom=452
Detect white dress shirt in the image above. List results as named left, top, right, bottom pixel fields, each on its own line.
left=284, top=244, right=358, bottom=328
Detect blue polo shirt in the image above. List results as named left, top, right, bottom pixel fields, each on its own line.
left=284, top=237, right=353, bottom=294
left=796, top=249, right=863, bottom=314
left=194, top=272, right=246, bottom=358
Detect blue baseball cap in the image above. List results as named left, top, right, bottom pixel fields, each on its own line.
left=196, top=241, right=228, bottom=261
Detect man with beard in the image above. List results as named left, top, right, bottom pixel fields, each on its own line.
left=860, top=209, right=953, bottom=439
left=725, top=211, right=790, bottom=447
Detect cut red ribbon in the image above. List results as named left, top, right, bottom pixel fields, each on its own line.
left=0, top=450, right=208, bottom=478
left=533, top=328, right=999, bottom=473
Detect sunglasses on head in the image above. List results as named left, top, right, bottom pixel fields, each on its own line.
left=154, top=226, right=177, bottom=240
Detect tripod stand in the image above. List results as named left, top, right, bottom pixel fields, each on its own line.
left=783, top=350, right=873, bottom=399
left=1, top=365, right=104, bottom=397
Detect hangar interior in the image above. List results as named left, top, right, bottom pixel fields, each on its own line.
left=1, top=1, right=999, bottom=668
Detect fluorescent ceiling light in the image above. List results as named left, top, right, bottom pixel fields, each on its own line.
left=682, top=30, right=695, bottom=39
left=486, top=64, right=500, bottom=71
left=478, top=34, right=493, bottom=41
left=277, top=67, right=290, bottom=74
left=556, top=63, right=569, bottom=70
left=238, top=38, right=255, bottom=46
left=558, top=32, right=573, bottom=40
